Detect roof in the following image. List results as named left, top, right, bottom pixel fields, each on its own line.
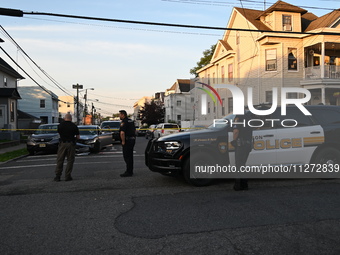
left=0, top=57, right=24, bottom=79
left=234, top=7, right=271, bottom=31
left=256, top=0, right=307, bottom=19
left=301, top=12, right=318, bottom=31
left=177, top=79, right=192, bottom=93
left=219, top=40, right=233, bottom=51
left=18, top=110, right=40, bottom=120
left=305, top=9, right=340, bottom=31
left=0, top=88, right=21, bottom=99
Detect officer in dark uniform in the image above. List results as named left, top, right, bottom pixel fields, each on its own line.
left=119, top=110, right=136, bottom=177
left=231, top=113, right=253, bottom=190
left=54, top=113, right=79, bottom=182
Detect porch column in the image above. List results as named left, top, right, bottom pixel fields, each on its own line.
left=321, top=87, right=326, bottom=105
left=321, top=42, right=325, bottom=78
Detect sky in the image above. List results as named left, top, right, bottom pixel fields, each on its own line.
left=0, top=0, right=338, bottom=116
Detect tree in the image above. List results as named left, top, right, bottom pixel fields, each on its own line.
left=190, top=44, right=216, bottom=76
left=139, top=101, right=164, bottom=126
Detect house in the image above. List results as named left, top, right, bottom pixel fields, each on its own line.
left=17, top=86, right=59, bottom=124
left=0, top=57, right=24, bottom=139
left=132, top=96, right=152, bottom=126
left=17, top=110, right=41, bottom=134
left=58, top=95, right=77, bottom=122
left=195, top=0, right=340, bottom=121
left=164, top=79, right=194, bottom=123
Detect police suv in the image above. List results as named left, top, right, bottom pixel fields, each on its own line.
left=145, top=105, right=340, bottom=186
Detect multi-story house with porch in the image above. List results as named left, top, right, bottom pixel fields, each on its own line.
left=195, top=0, right=340, bottom=121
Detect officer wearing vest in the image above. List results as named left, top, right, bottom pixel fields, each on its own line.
left=231, top=113, right=253, bottom=190
left=119, top=110, right=136, bottom=177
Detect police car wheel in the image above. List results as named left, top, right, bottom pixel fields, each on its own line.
left=183, top=154, right=214, bottom=186
left=314, top=147, right=340, bottom=165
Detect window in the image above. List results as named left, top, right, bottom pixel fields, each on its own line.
left=222, top=98, right=225, bottom=116
left=266, top=91, right=273, bottom=103
left=191, top=97, right=194, bottom=103
left=208, top=102, right=210, bottom=113
left=213, top=72, right=215, bottom=83
left=282, top=15, right=292, bottom=31
left=4, top=77, right=7, bottom=87
left=177, top=115, right=181, bottom=121
left=10, top=102, right=14, bottom=122
left=221, top=66, right=225, bottom=82
left=228, top=97, right=233, bottom=113
left=266, top=49, right=277, bottom=71
left=40, top=99, right=46, bottom=108
left=0, top=109, right=2, bottom=117
left=287, top=93, right=297, bottom=99
left=176, top=100, right=181, bottom=107
left=228, top=64, right=233, bottom=81
left=288, top=48, right=297, bottom=70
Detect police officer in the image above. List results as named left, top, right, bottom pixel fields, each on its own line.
left=54, top=113, right=79, bottom=182
left=119, top=110, right=136, bottom=177
left=231, top=113, right=253, bottom=190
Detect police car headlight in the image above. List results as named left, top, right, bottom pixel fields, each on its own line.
left=164, top=141, right=181, bottom=150
left=156, top=141, right=182, bottom=154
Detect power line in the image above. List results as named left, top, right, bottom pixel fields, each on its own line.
left=0, top=8, right=339, bottom=36
left=0, top=25, right=73, bottom=96
left=0, top=46, right=69, bottom=104
left=161, top=0, right=337, bottom=11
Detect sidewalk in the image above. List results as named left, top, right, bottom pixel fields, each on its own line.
left=0, top=143, right=26, bottom=154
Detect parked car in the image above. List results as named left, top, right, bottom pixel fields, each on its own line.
left=77, top=125, right=113, bottom=153
left=26, top=123, right=90, bottom=155
left=136, top=126, right=147, bottom=136
left=153, top=123, right=180, bottom=138
left=100, top=120, right=121, bottom=142
left=145, top=124, right=157, bottom=139
left=26, top=123, right=60, bottom=155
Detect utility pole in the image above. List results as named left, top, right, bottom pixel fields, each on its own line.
left=72, top=83, right=83, bottom=124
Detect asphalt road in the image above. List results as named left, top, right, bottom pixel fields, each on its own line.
left=0, top=137, right=340, bottom=255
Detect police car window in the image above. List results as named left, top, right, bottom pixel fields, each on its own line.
left=272, top=108, right=313, bottom=127
left=309, top=109, right=340, bottom=125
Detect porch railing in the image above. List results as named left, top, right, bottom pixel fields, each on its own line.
left=305, top=65, right=340, bottom=79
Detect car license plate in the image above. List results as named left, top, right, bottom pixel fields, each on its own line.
left=170, top=131, right=174, bottom=134
left=39, top=144, right=46, bottom=148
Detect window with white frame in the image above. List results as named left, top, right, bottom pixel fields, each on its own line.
left=266, top=49, right=277, bottom=71
left=40, top=99, right=46, bottom=108
left=176, top=100, right=181, bottom=107
left=228, top=64, right=233, bottom=81
left=282, top=15, right=292, bottom=31
left=228, top=97, right=233, bottom=113
left=265, top=91, right=273, bottom=103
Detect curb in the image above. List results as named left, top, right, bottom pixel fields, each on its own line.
left=0, top=154, right=29, bottom=165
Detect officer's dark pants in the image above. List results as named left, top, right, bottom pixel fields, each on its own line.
left=122, top=138, right=135, bottom=174
left=235, top=143, right=252, bottom=188
left=55, top=142, right=76, bottom=178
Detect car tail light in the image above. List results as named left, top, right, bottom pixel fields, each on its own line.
left=162, top=129, right=164, bottom=134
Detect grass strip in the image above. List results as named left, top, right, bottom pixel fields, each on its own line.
left=0, top=148, right=28, bottom=162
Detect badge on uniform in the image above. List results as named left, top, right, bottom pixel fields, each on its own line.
left=120, top=123, right=124, bottom=127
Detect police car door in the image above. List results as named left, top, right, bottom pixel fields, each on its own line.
left=273, top=107, right=323, bottom=165
left=246, top=114, right=277, bottom=166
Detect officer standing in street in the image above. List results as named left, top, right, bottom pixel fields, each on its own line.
left=231, top=113, right=253, bottom=191
left=54, top=113, right=79, bottom=182
left=119, top=110, right=136, bottom=177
